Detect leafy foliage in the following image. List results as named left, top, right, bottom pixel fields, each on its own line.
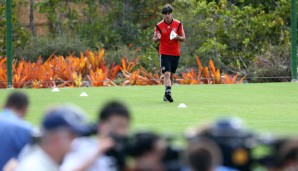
left=249, top=45, right=291, bottom=82
left=174, top=56, right=246, bottom=85
left=174, top=0, right=293, bottom=74
left=4, top=0, right=297, bottom=82
left=14, top=35, right=91, bottom=61
left=0, top=51, right=243, bottom=88
left=0, top=1, right=29, bottom=56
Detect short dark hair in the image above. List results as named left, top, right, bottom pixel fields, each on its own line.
left=187, top=139, right=221, bottom=171
left=4, top=91, right=29, bottom=110
left=128, top=132, right=160, bottom=157
left=161, top=4, right=173, bottom=14
left=98, top=101, right=130, bottom=122
left=278, top=138, right=298, bottom=167
left=188, top=147, right=212, bottom=171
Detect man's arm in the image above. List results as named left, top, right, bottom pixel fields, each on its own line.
left=60, top=137, right=114, bottom=171
left=176, top=25, right=186, bottom=42
left=152, top=30, right=161, bottom=43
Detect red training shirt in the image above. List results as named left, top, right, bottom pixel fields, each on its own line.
left=155, top=19, right=183, bottom=56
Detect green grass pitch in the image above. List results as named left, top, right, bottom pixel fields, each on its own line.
left=0, top=83, right=298, bottom=137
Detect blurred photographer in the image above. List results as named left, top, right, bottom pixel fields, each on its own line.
left=185, top=138, right=222, bottom=171
left=15, top=104, right=90, bottom=171
left=277, top=138, right=298, bottom=171
left=187, top=118, right=298, bottom=171
left=60, top=100, right=131, bottom=171
left=0, top=91, right=32, bottom=170
left=264, top=138, right=298, bottom=171
left=185, top=118, right=257, bottom=171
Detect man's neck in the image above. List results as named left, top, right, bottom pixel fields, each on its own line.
left=164, top=19, right=173, bottom=24
left=3, top=107, right=23, bottom=118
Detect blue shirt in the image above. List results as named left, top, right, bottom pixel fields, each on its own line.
left=0, top=109, right=32, bottom=170
left=181, top=166, right=239, bottom=171
left=216, top=166, right=239, bottom=171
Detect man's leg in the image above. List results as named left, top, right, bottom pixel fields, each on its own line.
left=161, top=55, right=174, bottom=102
left=164, top=71, right=173, bottom=102
left=164, top=71, right=171, bottom=93
left=165, top=56, right=179, bottom=102
left=170, top=73, right=174, bottom=86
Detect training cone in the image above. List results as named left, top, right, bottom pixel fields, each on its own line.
left=52, top=87, right=60, bottom=92
left=178, top=103, right=187, bottom=108
left=80, top=92, right=88, bottom=97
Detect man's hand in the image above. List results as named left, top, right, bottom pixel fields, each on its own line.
left=175, top=35, right=185, bottom=42
left=97, top=136, right=115, bottom=156
left=153, top=32, right=161, bottom=42
left=3, top=158, right=18, bottom=171
left=156, top=32, right=161, bottom=39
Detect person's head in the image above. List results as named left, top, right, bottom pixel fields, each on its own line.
left=129, top=132, right=165, bottom=158
left=4, top=91, right=29, bottom=118
left=276, top=138, right=298, bottom=170
left=129, top=132, right=166, bottom=170
left=161, top=4, right=173, bottom=23
left=186, top=139, right=222, bottom=171
left=40, top=104, right=89, bottom=162
left=98, top=101, right=131, bottom=137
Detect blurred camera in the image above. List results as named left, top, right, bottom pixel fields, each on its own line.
left=104, top=132, right=183, bottom=171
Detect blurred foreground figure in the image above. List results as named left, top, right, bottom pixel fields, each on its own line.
left=278, top=138, right=298, bottom=170
left=186, top=138, right=222, bottom=171
left=61, top=101, right=131, bottom=171
left=126, top=132, right=167, bottom=171
left=266, top=138, right=298, bottom=171
left=0, top=91, right=32, bottom=170
left=185, top=117, right=298, bottom=171
left=15, top=104, right=89, bottom=171
left=185, top=118, right=249, bottom=171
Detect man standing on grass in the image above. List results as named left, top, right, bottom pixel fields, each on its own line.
left=153, top=4, right=186, bottom=102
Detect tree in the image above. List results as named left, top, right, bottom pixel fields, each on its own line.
left=174, top=0, right=292, bottom=75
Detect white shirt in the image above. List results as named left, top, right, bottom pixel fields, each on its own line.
left=15, top=145, right=59, bottom=171
left=60, top=137, right=117, bottom=171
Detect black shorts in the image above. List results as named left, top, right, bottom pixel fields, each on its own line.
left=160, top=55, right=180, bottom=73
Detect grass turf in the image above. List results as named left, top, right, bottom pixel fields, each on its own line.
left=0, top=83, right=298, bottom=137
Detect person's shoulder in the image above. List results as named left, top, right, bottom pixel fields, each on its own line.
left=0, top=110, right=33, bottom=131
left=216, top=166, right=239, bottom=171
left=16, top=151, right=43, bottom=171
left=70, top=137, right=98, bottom=154
left=18, top=146, right=59, bottom=171
left=173, top=19, right=181, bottom=24
left=15, top=161, right=39, bottom=171
left=156, top=20, right=164, bottom=26
left=0, top=118, right=32, bottom=135
left=61, top=137, right=99, bottom=171
left=73, top=137, right=97, bottom=147
left=16, top=120, right=33, bottom=131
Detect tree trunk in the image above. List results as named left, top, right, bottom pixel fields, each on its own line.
left=29, top=0, right=35, bottom=36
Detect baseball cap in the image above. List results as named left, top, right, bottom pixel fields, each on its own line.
left=212, top=117, right=248, bottom=137
left=42, top=104, right=90, bottom=136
